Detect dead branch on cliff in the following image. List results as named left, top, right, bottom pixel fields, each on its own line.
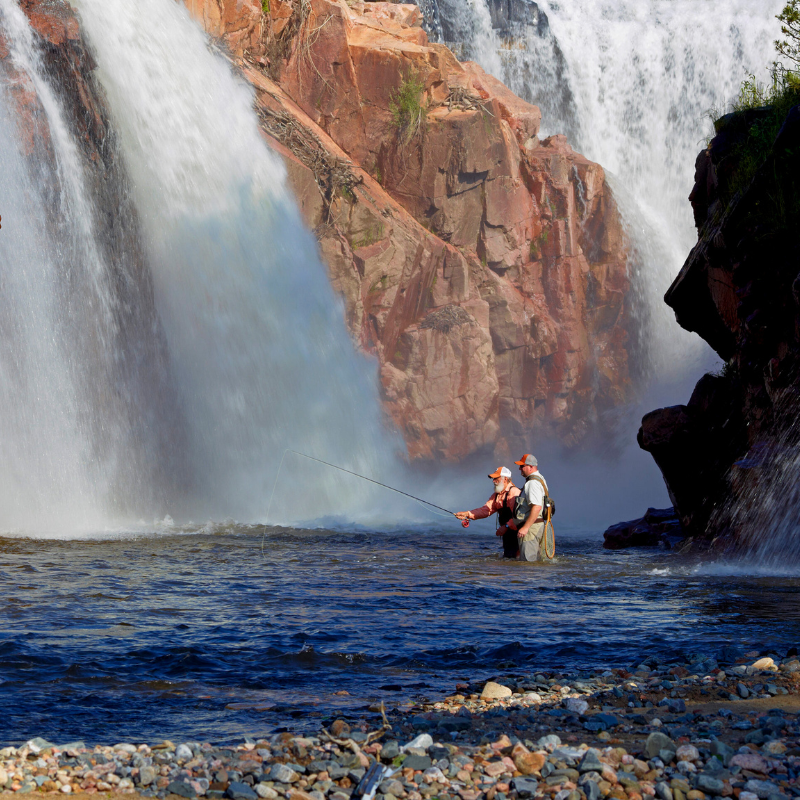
left=255, top=104, right=362, bottom=225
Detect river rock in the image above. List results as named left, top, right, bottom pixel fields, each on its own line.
left=515, top=751, right=546, bottom=775
left=752, top=658, right=776, bottom=671
left=512, top=777, right=540, bottom=797
left=139, top=766, right=156, bottom=786
left=481, top=682, right=513, bottom=700
left=228, top=783, right=259, bottom=800
left=696, top=775, right=724, bottom=795
left=167, top=781, right=197, bottom=798
left=646, top=732, right=676, bottom=759
left=744, top=780, right=783, bottom=798
left=176, top=744, right=194, bottom=761
left=270, top=765, right=299, bottom=783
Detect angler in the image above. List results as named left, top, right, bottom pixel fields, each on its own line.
left=512, top=453, right=555, bottom=561
left=455, top=467, right=521, bottom=558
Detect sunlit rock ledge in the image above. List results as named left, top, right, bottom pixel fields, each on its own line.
left=179, top=0, right=636, bottom=462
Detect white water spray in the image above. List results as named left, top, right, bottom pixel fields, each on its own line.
left=0, top=0, right=397, bottom=532
left=69, top=0, right=398, bottom=524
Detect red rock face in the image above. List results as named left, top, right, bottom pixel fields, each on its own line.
left=191, top=0, right=635, bottom=460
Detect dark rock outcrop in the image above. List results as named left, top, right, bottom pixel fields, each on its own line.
left=638, top=102, right=800, bottom=546
left=602, top=507, right=684, bottom=550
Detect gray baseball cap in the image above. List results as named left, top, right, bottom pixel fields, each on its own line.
left=514, top=453, right=538, bottom=466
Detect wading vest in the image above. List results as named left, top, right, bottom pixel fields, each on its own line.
left=513, top=474, right=555, bottom=525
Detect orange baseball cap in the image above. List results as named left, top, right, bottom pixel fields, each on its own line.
left=488, top=466, right=512, bottom=479
left=514, top=454, right=538, bottom=466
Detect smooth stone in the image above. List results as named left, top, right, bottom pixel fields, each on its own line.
left=675, top=746, right=699, bottom=762
left=403, top=755, right=432, bottom=771
left=710, top=740, right=735, bottom=767
left=656, top=783, right=673, bottom=800
left=167, top=781, right=198, bottom=798
left=738, top=683, right=750, bottom=698
left=176, top=744, right=194, bottom=761
left=381, top=742, right=400, bottom=762
left=646, top=732, right=676, bottom=759
left=584, top=782, right=601, bottom=800
left=565, top=698, right=589, bottom=715
left=270, top=765, right=299, bottom=784
left=752, top=658, right=776, bottom=671
left=511, top=777, right=540, bottom=798
left=696, top=776, right=724, bottom=796
left=25, top=738, right=55, bottom=754
left=255, top=785, right=278, bottom=799
left=227, top=783, right=259, bottom=800
left=578, top=753, right=604, bottom=775
left=381, top=739, right=400, bottom=761
left=667, top=699, right=687, bottom=713
left=140, top=766, right=157, bottom=787
left=744, top=781, right=782, bottom=799
left=537, top=734, right=561, bottom=749
left=404, top=734, right=433, bottom=751
left=481, top=682, right=513, bottom=700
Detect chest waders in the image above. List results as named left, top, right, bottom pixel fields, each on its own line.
left=496, top=495, right=518, bottom=558
left=520, top=475, right=556, bottom=560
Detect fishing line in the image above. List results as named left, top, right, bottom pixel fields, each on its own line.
left=261, top=449, right=465, bottom=556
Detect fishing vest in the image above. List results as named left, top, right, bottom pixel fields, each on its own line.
left=513, top=474, right=556, bottom=525
left=497, top=489, right=516, bottom=527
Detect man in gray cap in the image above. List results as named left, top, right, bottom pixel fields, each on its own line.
left=512, top=453, right=553, bottom=561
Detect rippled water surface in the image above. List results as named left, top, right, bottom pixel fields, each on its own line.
left=2, top=525, right=800, bottom=746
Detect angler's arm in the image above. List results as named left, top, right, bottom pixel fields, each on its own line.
left=455, top=497, right=495, bottom=521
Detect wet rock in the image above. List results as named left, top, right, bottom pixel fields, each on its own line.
left=139, top=766, right=157, bottom=786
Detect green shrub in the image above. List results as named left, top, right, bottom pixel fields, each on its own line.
left=776, top=0, right=800, bottom=68
left=712, top=65, right=800, bottom=199
left=390, top=69, right=427, bottom=144
left=262, top=0, right=270, bottom=13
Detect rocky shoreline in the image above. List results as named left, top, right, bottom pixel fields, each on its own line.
left=5, top=650, right=800, bottom=800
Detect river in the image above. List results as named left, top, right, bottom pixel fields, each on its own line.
left=2, top=525, right=799, bottom=746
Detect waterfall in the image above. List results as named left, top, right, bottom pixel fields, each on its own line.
left=0, top=0, right=394, bottom=532
left=436, top=0, right=783, bottom=388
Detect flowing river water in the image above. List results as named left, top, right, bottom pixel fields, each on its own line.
left=3, top=525, right=800, bottom=746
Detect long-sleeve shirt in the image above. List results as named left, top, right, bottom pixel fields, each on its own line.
left=469, top=484, right=521, bottom=520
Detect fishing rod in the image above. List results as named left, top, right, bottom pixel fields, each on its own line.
left=267, top=449, right=470, bottom=527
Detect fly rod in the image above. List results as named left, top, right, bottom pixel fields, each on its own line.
left=266, top=449, right=470, bottom=527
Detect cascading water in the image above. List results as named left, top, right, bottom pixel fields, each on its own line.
left=0, top=0, right=183, bottom=531
left=0, top=0, right=395, bottom=532
left=435, top=0, right=783, bottom=389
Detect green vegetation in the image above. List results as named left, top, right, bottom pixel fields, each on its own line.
left=351, top=222, right=385, bottom=250
left=776, top=0, right=800, bottom=68
left=529, top=228, right=549, bottom=260
left=262, top=0, right=270, bottom=14
left=708, top=3, right=800, bottom=202
left=389, top=69, right=427, bottom=144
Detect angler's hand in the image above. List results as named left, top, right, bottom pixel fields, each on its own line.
left=496, top=525, right=507, bottom=537
left=455, top=511, right=472, bottom=520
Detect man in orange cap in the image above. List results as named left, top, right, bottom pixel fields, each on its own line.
left=513, top=453, right=552, bottom=561
left=455, top=467, right=521, bottom=557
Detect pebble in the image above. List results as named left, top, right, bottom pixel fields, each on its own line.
left=3, top=646, right=800, bottom=800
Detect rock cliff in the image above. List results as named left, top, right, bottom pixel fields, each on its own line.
left=638, top=104, right=800, bottom=547
left=181, top=0, right=634, bottom=461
